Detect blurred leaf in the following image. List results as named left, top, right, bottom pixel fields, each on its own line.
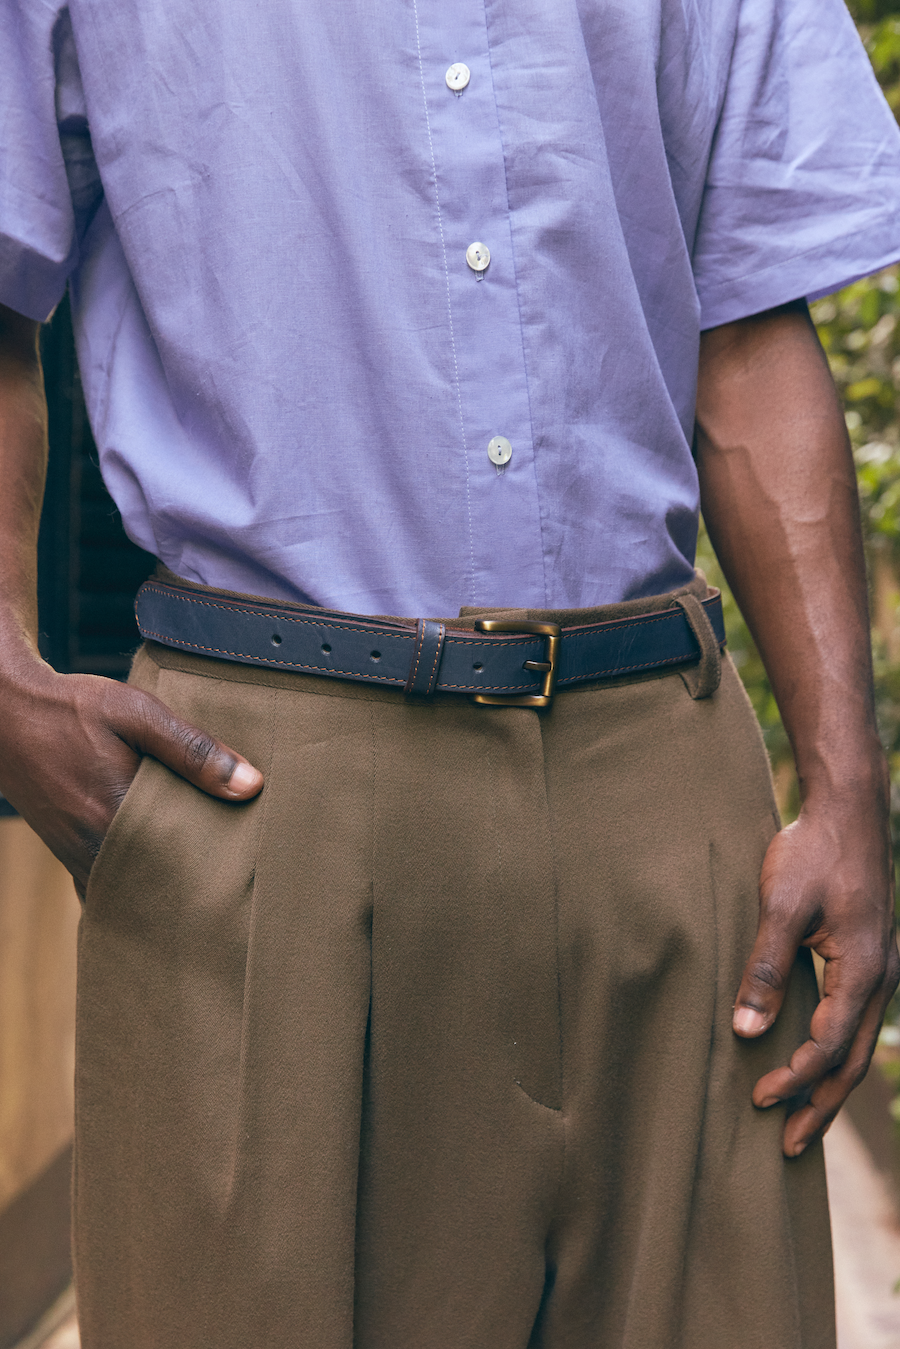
left=846, top=376, right=884, bottom=400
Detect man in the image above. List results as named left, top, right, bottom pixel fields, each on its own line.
left=1, top=0, right=899, bottom=1345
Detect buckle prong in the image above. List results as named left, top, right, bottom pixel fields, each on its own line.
left=470, top=620, right=561, bottom=709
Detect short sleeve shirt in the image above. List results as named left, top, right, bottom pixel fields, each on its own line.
left=2, top=0, right=900, bottom=613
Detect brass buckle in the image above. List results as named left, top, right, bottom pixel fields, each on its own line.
left=470, top=620, right=561, bottom=709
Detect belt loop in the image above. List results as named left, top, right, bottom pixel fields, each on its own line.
left=674, top=595, right=721, bottom=699
left=404, top=619, right=446, bottom=698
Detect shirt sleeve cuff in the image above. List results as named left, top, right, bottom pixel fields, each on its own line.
left=0, top=234, right=75, bottom=322
left=697, top=224, right=900, bottom=330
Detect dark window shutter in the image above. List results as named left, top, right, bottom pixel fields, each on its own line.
left=37, top=294, right=156, bottom=675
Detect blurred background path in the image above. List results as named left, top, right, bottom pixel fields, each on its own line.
left=828, top=1113, right=900, bottom=1349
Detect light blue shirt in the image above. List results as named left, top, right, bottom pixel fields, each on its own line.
left=2, top=0, right=900, bottom=614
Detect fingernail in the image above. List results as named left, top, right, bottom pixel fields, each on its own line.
left=733, top=1007, right=766, bottom=1035
left=757, top=1095, right=781, bottom=1109
left=228, top=762, right=261, bottom=794
left=791, top=1140, right=807, bottom=1157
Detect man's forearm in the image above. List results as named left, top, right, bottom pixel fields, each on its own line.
left=696, top=300, right=897, bottom=1156
left=696, top=302, right=881, bottom=797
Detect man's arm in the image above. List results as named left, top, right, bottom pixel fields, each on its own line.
left=0, top=303, right=263, bottom=896
left=696, top=300, right=899, bottom=1158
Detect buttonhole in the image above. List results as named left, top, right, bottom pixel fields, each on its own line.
left=271, top=633, right=282, bottom=645
left=370, top=650, right=381, bottom=662
left=322, top=643, right=332, bottom=654
left=473, top=661, right=483, bottom=671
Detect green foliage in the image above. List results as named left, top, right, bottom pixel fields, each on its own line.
left=848, top=0, right=900, bottom=26
left=814, top=269, right=900, bottom=552
left=694, top=531, right=792, bottom=773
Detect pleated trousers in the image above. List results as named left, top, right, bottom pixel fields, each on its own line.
left=73, top=581, right=834, bottom=1348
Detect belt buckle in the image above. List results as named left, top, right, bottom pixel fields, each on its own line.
left=470, top=620, right=561, bottom=709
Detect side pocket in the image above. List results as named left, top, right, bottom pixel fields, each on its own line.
left=81, top=643, right=165, bottom=908
left=82, top=754, right=151, bottom=909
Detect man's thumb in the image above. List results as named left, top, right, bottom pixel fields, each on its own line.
left=122, top=692, right=264, bottom=800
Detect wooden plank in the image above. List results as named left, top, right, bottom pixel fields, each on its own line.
left=0, top=1147, right=73, bottom=1349
left=0, top=818, right=79, bottom=1213
left=0, top=817, right=79, bottom=1345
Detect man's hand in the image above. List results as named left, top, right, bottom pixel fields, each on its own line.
left=0, top=657, right=263, bottom=898
left=734, top=779, right=897, bottom=1156
left=0, top=302, right=262, bottom=897
left=697, top=299, right=899, bottom=1156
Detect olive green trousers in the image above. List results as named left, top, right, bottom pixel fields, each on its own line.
left=74, top=579, right=834, bottom=1348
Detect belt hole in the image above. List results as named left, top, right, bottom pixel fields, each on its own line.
left=271, top=633, right=282, bottom=645
left=473, top=661, right=483, bottom=670
left=322, top=642, right=332, bottom=653
left=370, top=650, right=381, bottom=662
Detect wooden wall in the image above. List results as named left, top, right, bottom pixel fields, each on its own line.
left=0, top=819, right=80, bottom=1348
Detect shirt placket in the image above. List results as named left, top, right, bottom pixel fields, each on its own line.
left=413, top=0, right=546, bottom=608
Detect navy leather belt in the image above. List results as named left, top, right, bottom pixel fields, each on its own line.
left=135, top=579, right=725, bottom=709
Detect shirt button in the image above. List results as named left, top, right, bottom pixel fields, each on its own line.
left=488, top=436, right=512, bottom=466
left=445, top=62, right=471, bottom=92
left=466, top=241, right=490, bottom=273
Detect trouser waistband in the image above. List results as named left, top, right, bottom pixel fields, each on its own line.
left=135, top=569, right=725, bottom=706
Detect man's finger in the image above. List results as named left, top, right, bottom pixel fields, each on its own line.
left=732, top=907, right=802, bottom=1037
left=751, top=951, right=887, bottom=1102
left=780, top=1057, right=866, bottom=1159
left=118, top=691, right=264, bottom=799
left=779, top=991, right=887, bottom=1156
left=751, top=1002, right=860, bottom=1107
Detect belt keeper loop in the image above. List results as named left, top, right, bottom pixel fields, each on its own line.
left=404, top=618, right=446, bottom=698
left=674, top=595, right=722, bottom=699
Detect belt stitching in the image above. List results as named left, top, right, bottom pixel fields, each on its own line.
left=139, top=583, right=720, bottom=646
left=139, top=626, right=712, bottom=690
left=138, top=627, right=409, bottom=683
left=139, top=585, right=417, bottom=641
left=138, top=585, right=722, bottom=689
